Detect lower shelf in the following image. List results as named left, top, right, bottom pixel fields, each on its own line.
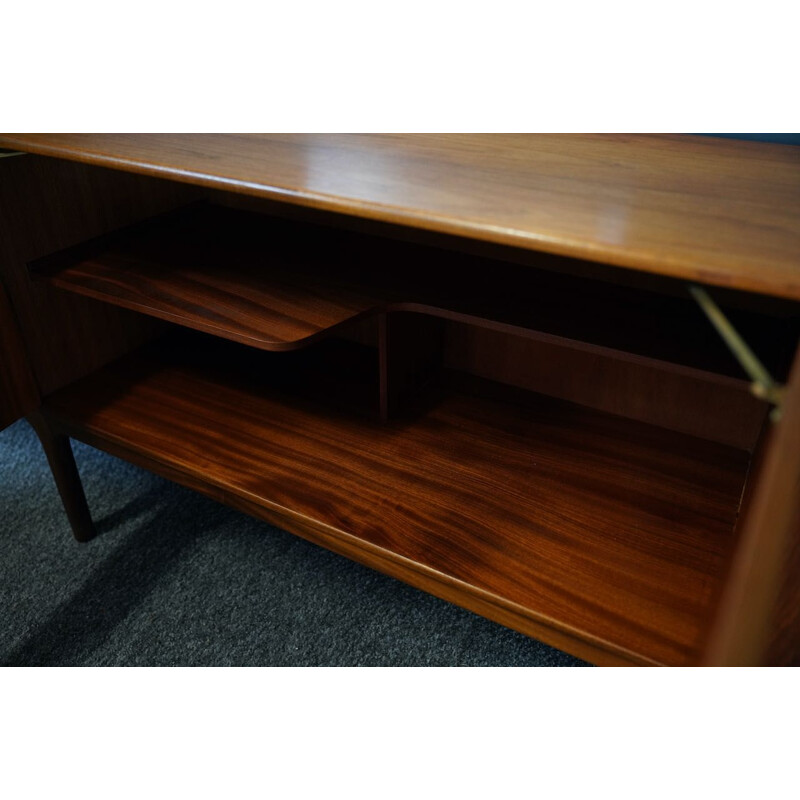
left=42, top=336, right=751, bottom=665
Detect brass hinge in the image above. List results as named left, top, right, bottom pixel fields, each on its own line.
left=689, top=284, right=785, bottom=421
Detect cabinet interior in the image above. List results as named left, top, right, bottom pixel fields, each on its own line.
left=29, top=199, right=800, bottom=666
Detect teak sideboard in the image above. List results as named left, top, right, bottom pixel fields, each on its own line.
left=1, top=133, right=798, bottom=666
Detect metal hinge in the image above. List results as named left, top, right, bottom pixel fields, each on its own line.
left=0, top=148, right=25, bottom=159
left=689, top=284, right=785, bottom=422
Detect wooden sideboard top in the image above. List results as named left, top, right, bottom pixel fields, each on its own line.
left=2, top=133, right=799, bottom=301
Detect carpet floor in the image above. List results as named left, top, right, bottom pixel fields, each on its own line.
left=0, top=418, right=585, bottom=666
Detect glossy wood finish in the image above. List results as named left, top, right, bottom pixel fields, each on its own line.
left=764, top=499, right=800, bottom=665
left=5, top=137, right=799, bottom=667
left=31, top=206, right=380, bottom=351
left=2, top=134, right=799, bottom=300
left=702, top=344, right=800, bottom=665
left=0, top=154, right=198, bottom=396
left=30, top=203, right=794, bottom=383
left=0, top=279, right=40, bottom=431
left=444, top=323, right=769, bottom=451
left=42, top=335, right=751, bottom=666
left=27, top=410, right=95, bottom=542
left=379, top=312, right=444, bottom=421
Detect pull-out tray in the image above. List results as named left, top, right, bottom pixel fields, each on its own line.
left=30, top=203, right=790, bottom=380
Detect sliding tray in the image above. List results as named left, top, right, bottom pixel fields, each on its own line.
left=42, top=333, right=752, bottom=666
left=30, top=203, right=792, bottom=380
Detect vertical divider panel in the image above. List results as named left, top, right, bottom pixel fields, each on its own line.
left=379, top=312, right=445, bottom=422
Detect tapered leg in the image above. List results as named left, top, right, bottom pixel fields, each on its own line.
left=28, top=410, right=96, bottom=542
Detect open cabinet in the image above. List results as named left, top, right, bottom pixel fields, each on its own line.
left=1, top=135, right=798, bottom=666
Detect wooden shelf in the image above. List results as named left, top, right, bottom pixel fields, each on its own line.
left=30, top=206, right=381, bottom=351
left=5, top=133, right=800, bottom=301
left=42, top=334, right=751, bottom=666
left=30, top=203, right=793, bottom=379
left=6, top=135, right=798, bottom=668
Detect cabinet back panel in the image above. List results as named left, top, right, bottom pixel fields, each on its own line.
left=445, top=323, right=767, bottom=451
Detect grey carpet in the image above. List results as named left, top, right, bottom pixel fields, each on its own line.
left=0, top=418, right=585, bottom=666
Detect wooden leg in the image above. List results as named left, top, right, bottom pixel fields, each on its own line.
left=28, top=410, right=96, bottom=542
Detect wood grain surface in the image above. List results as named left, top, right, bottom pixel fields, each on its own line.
left=27, top=410, right=96, bottom=542
left=443, top=323, right=769, bottom=450
left=3, top=133, right=799, bottom=300
left=30, top=206, right=380, bottom=351
left=0, top=154, right=197, bottom=397
left=764, top=497, right=800, bottom=665
left=702, top=344, right=800, bottom=665
left=42, top=334, right=751, bottom=666
left=31, top=203, right=794, bottom=382
left=0, top=279, right=39, bottom=430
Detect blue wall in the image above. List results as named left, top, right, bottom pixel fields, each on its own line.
left=695, top=133, right=800, bottom=145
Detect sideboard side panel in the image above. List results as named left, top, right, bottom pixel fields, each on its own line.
left=0, top=154, right=200, bottom=397
left=0, top=277, right=39, bottom=431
